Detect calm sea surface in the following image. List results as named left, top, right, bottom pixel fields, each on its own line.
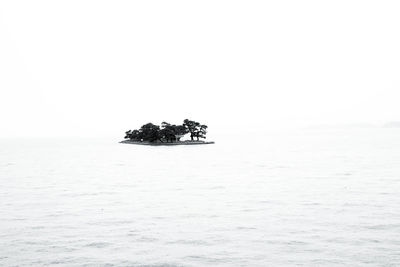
left=1, top=129, right=400, bottom=266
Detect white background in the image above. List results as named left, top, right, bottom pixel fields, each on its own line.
left=1, top=1, right=399, bottom=137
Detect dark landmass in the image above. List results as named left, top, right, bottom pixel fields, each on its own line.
left=120, top=140, right=215, bottom=146
left=121, top=119, right=215, bottom=145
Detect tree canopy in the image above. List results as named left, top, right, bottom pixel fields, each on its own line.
left=125, top=119, right=208, bottom=143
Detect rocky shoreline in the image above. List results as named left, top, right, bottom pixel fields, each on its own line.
left=120, top=140, right=215, bottom=146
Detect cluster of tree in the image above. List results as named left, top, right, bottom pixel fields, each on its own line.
left=124, top=119, right=208, bottom=143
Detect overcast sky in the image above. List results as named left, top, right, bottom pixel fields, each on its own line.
left=1, top=1, right=399, bottom=137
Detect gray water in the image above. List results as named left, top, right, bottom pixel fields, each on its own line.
left=1, top=129, right=400, bottom=266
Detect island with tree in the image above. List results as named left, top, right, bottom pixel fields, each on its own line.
left=120, top=119, right=215, bottom=146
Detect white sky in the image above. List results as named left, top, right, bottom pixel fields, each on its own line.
left=1, top=1, right=399, bottom=137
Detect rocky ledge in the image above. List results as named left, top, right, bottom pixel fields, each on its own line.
left=120, top=140, right=215, bottom=146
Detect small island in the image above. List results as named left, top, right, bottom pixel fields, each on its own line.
left=120, top=119, right=215, bottom=146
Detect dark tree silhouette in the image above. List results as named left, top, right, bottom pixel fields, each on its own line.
left=161, top=122, right=190, bottom=142
left=173, top=125, right=188, bottom=141
left=160, top=122, right=175, bottom=143
left=125, top=129, right=142, bottom=141
left=125, top=130, right=132, bottom=139
left=139, top=123, right=160, bottom=142
left=195, top=124, right=208, bottom=141
left=124, top=119, right=207, bottom=143
left=183, top=119, right=200, bottom=141
left=130, top=130, right=141, bottom=141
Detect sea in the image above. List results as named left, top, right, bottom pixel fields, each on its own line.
left=1, top=128, right=400, bottom=266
